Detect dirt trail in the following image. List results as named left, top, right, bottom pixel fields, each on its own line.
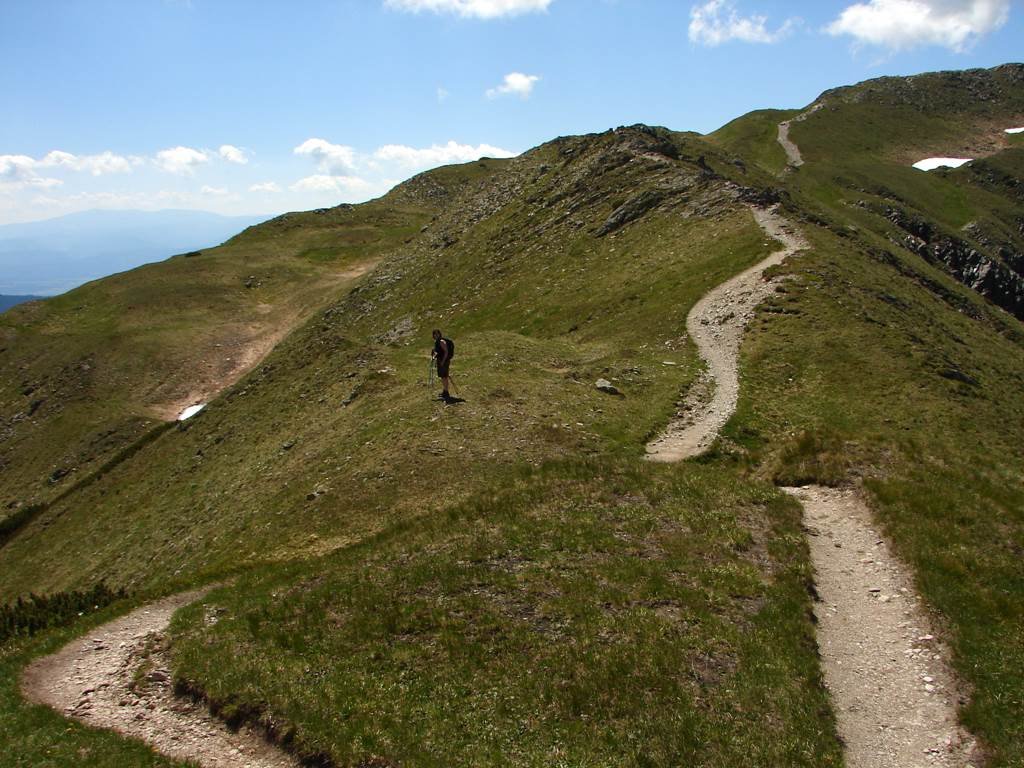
left=645, top=205, right=807, bottom=461
left=22, top=588, right=299, bottom=768
left=777, top=103, right=822, bottom=168
left=785, top=486, right=979, bottom=767
left=644, top=205, right=977, bottom=765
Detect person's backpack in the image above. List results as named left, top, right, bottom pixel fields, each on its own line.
left=444, top=337, right=455, bottom=358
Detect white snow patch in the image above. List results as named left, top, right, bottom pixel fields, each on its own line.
left=912, top=157, right=973, bottom=171
left=1006, top=127, right=1024, bottom=134
left=177, top=403, right=206, bottom=421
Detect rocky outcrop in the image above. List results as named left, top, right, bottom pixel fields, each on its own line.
left=596, top=189, right=668, bottom=236
left=887, top=207, right=1024, bottom=320
left=817, top=63, right=1024, bottom=112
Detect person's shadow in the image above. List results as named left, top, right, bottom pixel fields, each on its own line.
left=441, top=395, right=466, bottom=405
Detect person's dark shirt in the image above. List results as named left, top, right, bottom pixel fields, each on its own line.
left=434, top=338, right=449, bottom=363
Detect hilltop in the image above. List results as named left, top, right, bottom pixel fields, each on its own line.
left=1, top=64, right=1023, bottom=767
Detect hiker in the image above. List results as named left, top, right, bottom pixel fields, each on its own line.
left=432, top=329, right=454, bottom=401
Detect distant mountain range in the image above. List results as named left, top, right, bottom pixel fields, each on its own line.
left=0, top=209, right=272, bottom=295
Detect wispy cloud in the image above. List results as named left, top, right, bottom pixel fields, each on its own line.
left=384, top=0, right=552, bottom=19
left=826, top=0, right=1009, bottom=52
left=688, top=0, right=797, bottom=45
left=289, top=174, right=373, bottom=193
left=485, top=72, right=540, bottom=99
left=39, top=150, right=141, bottom=175
left=374, top=140, right=516, bottom=169
left=1, top=149, right=140, bottom=190
left=249, top=181, right=280, bottom=193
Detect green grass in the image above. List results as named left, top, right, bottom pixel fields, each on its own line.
left=0, top=196, right=435, bottom=516
left=3, top=66, right=1024, bottom=767
left=0, top=160, right=776, bottom=599
left=706, top=108, right=797, bottom=175
left=170, top=460, right=839, bottom=767
left=0, top=129, right=847, bottom=764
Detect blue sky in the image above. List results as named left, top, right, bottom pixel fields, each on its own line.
left=1, top=0, right=1021, bottom=224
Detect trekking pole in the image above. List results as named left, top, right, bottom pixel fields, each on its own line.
left=428, top=357, right=436, bottom=387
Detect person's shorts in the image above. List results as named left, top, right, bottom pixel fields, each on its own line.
left=437, top=360, right=450, bottom=377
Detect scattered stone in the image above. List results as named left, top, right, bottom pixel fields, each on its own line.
left=595, top=379, right=621, bottom=395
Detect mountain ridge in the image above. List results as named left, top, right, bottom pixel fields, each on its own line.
left=2, top=63, right=1024, bottom=767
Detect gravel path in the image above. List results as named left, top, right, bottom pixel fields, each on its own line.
left=645, top=205, right=807, bottom=461
left=644, top=204, right=977, bottom=765
left=777, top=103, right=822, bottom=168
left=22, top=588, right=299, bottom=768
left=785, top=486, right=979, bottom=768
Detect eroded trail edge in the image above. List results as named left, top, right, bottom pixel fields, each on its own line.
left=22, top=588, right=299, bottom=768
left=785, top=486, right=979, bottom=768
left=645, top=204, right=806, bottom=462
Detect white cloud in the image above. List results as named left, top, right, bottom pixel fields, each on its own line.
left=218, top=144, right=249, bottom=164
left=374, top=140, right=516, bottom=170
left=38, top=150, right=140, bottom=175
left=384, top=0, right=551, bottom=18
left=1, top=150, right=137, bottom=191
left=485, top=72, right=540, bottom=99
left=688, top=0, right=797, bottom=45
left=0, top=154, right=63, bottom=190
left=249, top=181, right=280, bottom=193
left=0, top=155, right=41, bottom=183
left=293, top=138, right=357, bottom=173
left=200, top=185, right=228, bottom=196
left=826, top=0, right=1009, bottom=51
left=154, top=146, right=210, bottom=174
left=437, top=86, right=450, bottom=103
left=289, top=174, right=373, bottom=193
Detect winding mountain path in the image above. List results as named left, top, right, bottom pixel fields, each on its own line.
left=646, top=205, right=977, bottom=766
left=645, top=205, right=806, bottom=462
left=22, top=588, right=299, bottom=768
left=17, top=203, right=977, bottom=768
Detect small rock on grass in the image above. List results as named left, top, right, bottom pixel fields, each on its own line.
left=595, top=378, right=622, bottom=395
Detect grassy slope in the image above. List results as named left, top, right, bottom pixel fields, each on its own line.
left=0, top=131, right=774, bottom=597
left=2, top=66, right=1024, bottom=767
left=0, top=131, right=844, bottom=765
left=0, top=195, right=435, bottom=516
left=714, top=65, right=1024, bottom=765
left=706, top=108, right=797, bottom=175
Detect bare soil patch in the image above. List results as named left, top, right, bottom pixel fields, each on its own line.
left=150, top=260, right=376, bottom=421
